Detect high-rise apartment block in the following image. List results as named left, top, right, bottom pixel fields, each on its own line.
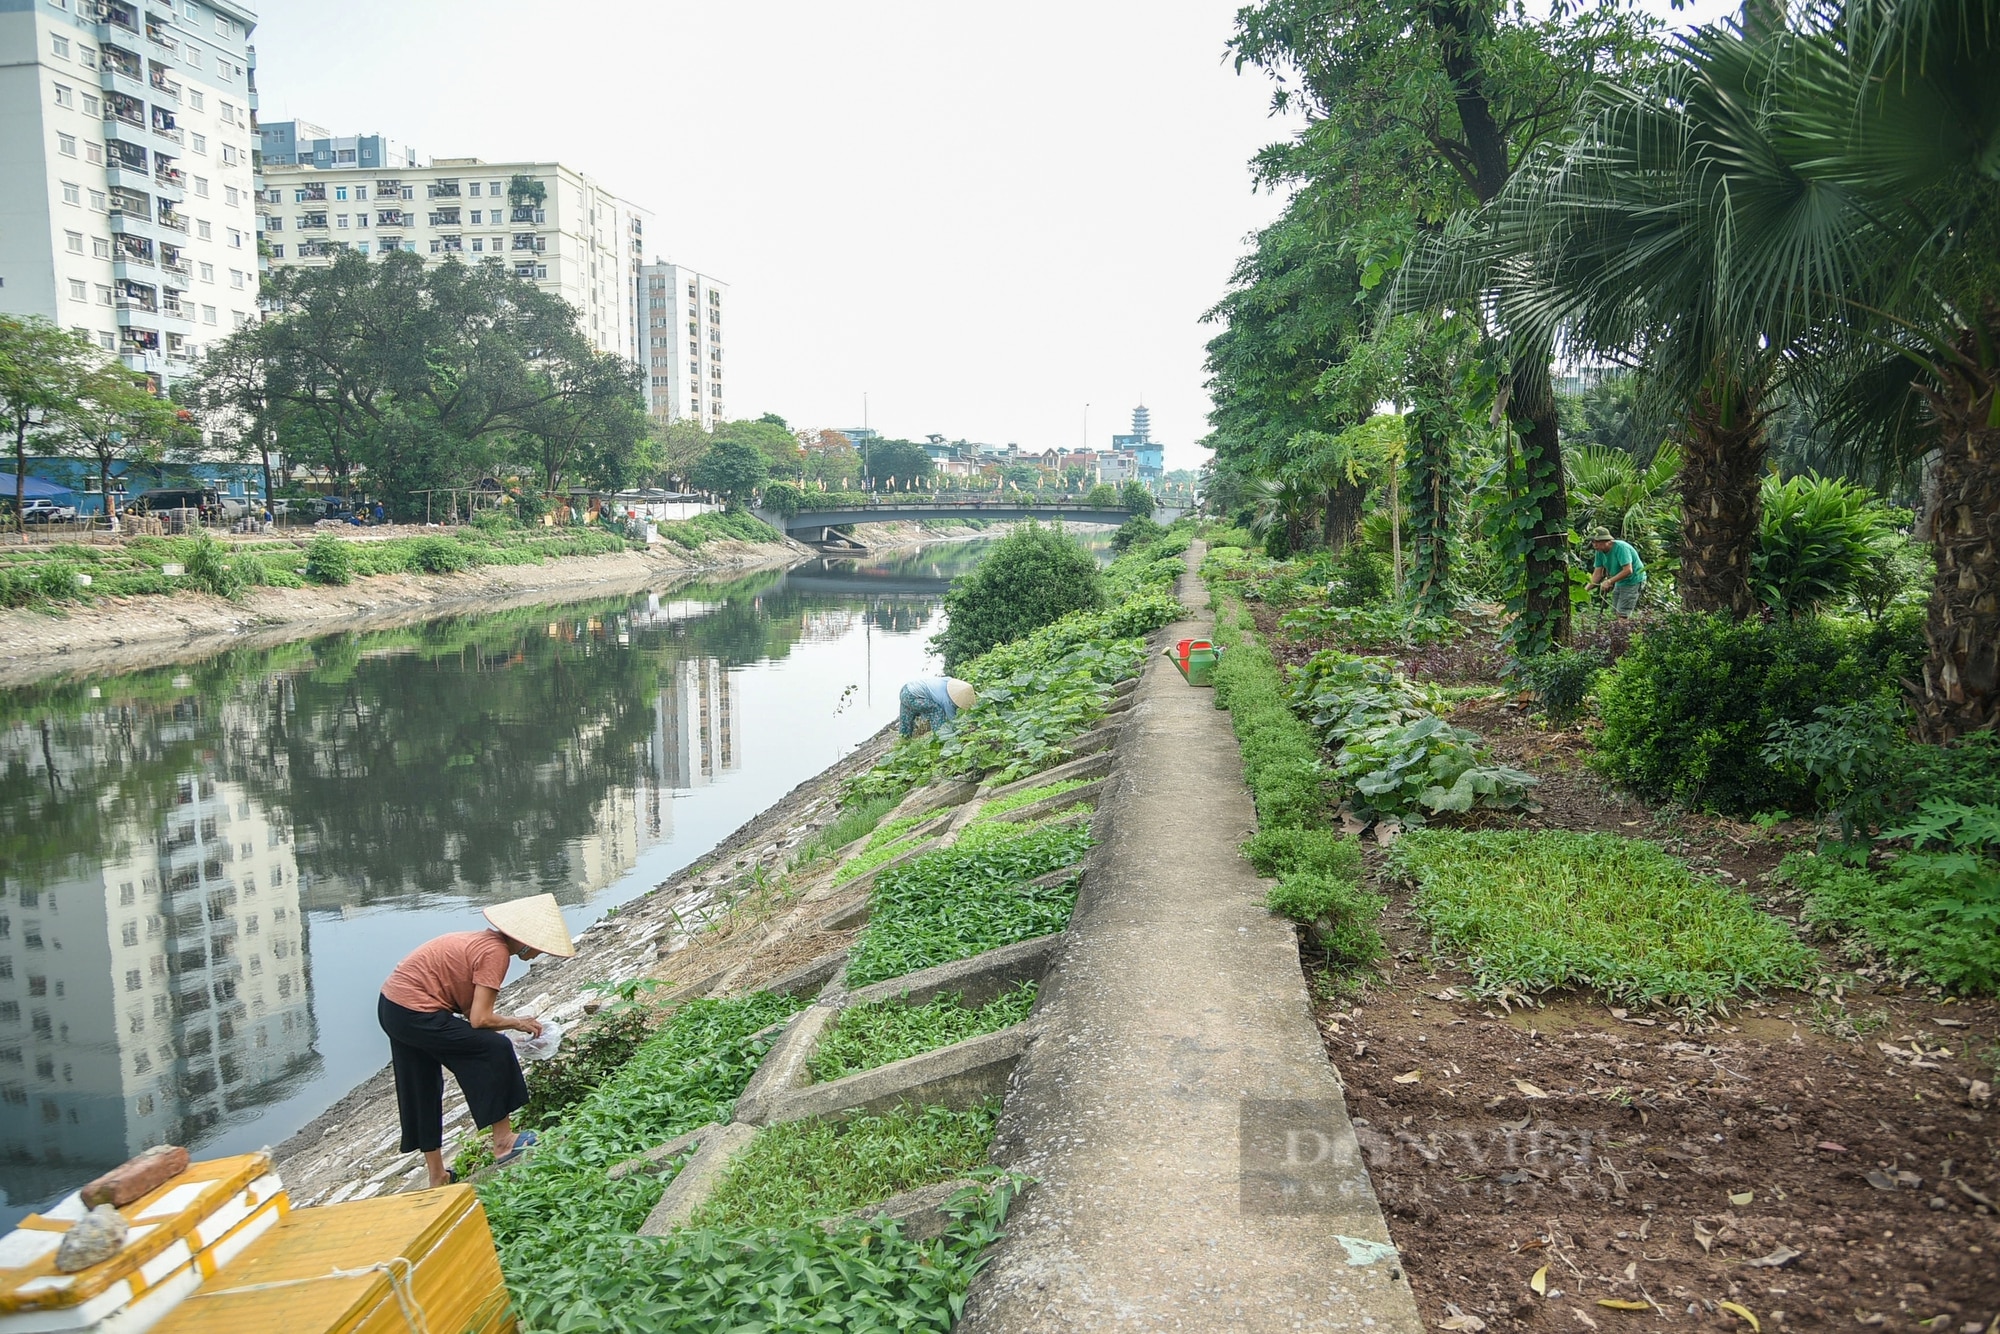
left=638, top=261, right=727, bottom=428
left=0, top=0, right=265, bottom=383
left=257, top=117, right=418, bottom=171
left=259, top=157, right=650, bottom=364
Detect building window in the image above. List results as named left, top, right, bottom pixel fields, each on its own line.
left=194, top=176, right=210, bottom=197
left=188, top=89, right=203, bottom=111
left=61, top=182, right=80, bottom=205
left=92, top=236, right=110, bottom=257
left=68, top=279, right=86, bottom=301
left=52, top=34, right=71, bottom=57
left=220, top=144, right=237, bottom=166
left=228, top=269, right=243, bottom=288
left=227, top=228, right=241, bottom=247
left=355, top=213, right=368, bottom=228
left=270, top=243, right=284, bottom=258
left=355, top=241, right=369, bottom=255
left=57, top=133, right=77, bottom=157
left=184, top=47, right=200, bottom=69
left=202, top=305, right=216, bottom=324
left=213, top=14, right=225, bottom=32
left=355, top=185, right=369, bottom=201
left=469, top=209, right=481, bottom=224
left=468, top=182, right=481, bottom=196
left=334, top=186, right=347, bottom=201
left=65, top=231, right=83, bottom=253
left=470, top=238, right=482, bottom=252
left=191, top=132, right=206, bottom=154
left=335, top=214, right=348, bottom=229
left=88, top=189, right=105, bottom=211
left=219, top=100, right=235, bottom=125
left=224, top=186, right=239, bottom=206
left=81, top=93, right=98, bottom=116
left=196, top=219, right=211, bottom=240
left=53, top=84, right=73, bottom=108
left=79, top=45, right=95, bottom=68
left=99, top=331, right=115, bottom=350
left=84, top=141, right=102, bottom=164
left=199, top=261, right=214, bottom=281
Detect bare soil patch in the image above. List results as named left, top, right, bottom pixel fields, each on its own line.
left=1255, top=605, right=1999, bottom=1333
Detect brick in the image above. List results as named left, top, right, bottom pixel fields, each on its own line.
left=80, top=1144, right=189, bottom=1208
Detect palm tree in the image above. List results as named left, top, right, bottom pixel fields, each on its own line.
left=1565, top=441, right=1681, bottom=569
left=1247, top=475, right=1319, bottom=557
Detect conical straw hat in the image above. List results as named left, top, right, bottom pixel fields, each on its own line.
left=483, top=894, right=576, bottom=958
left=945, top=678, right=979, bottom=710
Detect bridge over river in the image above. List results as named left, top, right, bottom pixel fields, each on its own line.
left=752, top=500, right=1186, bottom=543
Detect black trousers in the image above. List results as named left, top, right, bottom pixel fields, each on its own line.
left=377, top=994, right=529, bottom=1153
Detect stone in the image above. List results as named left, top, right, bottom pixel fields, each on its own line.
left=847, top=932, right=1062, bottom=1010
left=638, top=1122, right=761, bottom=1235
left=607, top=1123, right=719, bottom=1181
left=821, top=1178, right=994, bottom=1243
left=757, top=1023, right=1036, bottom=1128
left=55, top=1204, right=130, bottom=1273
left=80, top=1144, right=188, bottom=1209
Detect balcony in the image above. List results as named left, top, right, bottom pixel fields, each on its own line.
left=153, top=167, right=185, bottom=202
left=104, top=98, right=145, bottom=130
left=298, top=213, right=328, bottom=230
left=427, top=181, right=461, bottom=199
left=100, top=66, right=147, bottom=104
left=148, top=69, right=181, bottom=102
left=151, top=122, right=183, bottom=147
left=510, top=234, right=543, bottom=252
left=428, top=209, right=460, bottom=226
left=156, top=207, right=188, bottom=233
left=104, top=161, right=149, bottom=196
left=102, top=2, right=140, bottom=34
left=375, top=179, right=402, bottom=196
left=144, top=21, right=177, bottom=52
left=299, top=183, right=327, bottom=202
left=376, top=209, right=405, bottom=227
left=509, top=206, right=543, bottom=224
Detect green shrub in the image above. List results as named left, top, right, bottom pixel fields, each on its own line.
left=1329, top=544, right=1392, bottom=607
left=34, top=560, right=85, bottom=603
left=1391, top=829, right=1816, bottom=1012
left=1334, top=715, right=1538, bottom=822
left=1516, top=646, right=1609, bottom=727
left=659, top=508, right=781, bottom=549
left=302, top=533, right=355, bottom=586
left=759, top=479, right=804, bottom=518
left=469, top=508, right=515, bottom=534
left=1110, top=515, right=1166, bottom=553
left=406, top=535, right=473, bottom=574
left=1210, top=609, right=1327, bottom=830
left=183, top=536, right=246, bottom=600
left=1120, top=480, right=1155, bottom=518
left=1593, top=609, right=1924, bottom=815
left=0, top=568, right=33, bottom=608
left=516, top=1002, right=657, bottom=1131
left=1752, top=473, right=1902, bottom=617
left=1266, top=873, right=1385, bottom=967
left=1085, top=483, right=1120, bottom=508
left=1780, top=801, right=2000, bottom=994
left=1242, top=826, right=1363, bottom=882
left=932, top=522, right=1105, bottom=670
left=1760, top=694, right=1909, bottom=833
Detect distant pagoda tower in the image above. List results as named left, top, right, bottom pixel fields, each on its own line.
left=1130, top=404, right=1151, bottom=443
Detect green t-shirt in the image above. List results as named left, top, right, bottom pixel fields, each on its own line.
left=1592, top=539, right=1645, bottom=587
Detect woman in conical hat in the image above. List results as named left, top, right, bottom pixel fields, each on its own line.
left=377, top=893, right=577, bottom=1188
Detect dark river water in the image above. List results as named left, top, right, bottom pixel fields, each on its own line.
left=0, top=539, right=1038, bottom=1224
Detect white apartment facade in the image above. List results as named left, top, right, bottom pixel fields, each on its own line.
left=0, top=0, right=263, bottom=384
left=260, top=158, right=650, bottom=365
left=638, top=261, right=727, bottom=428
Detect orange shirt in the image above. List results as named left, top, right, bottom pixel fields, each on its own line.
left=380, top=930, right=512, bottom=1015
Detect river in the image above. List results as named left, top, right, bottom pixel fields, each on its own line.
left=0, top=537, right=1040, bottom=1225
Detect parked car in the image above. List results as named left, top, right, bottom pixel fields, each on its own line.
left=19, top=498, right=78, bottom=524
left=309, top=496, right=356, bottom=520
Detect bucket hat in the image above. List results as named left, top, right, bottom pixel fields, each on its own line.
left=1587, top=526, right=1615, bottom=542
left=945, top=679, right=979, bottom=710
left=483, top=893, right=577, bottom=958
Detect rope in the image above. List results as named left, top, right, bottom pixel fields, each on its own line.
left=196, top=1257, right=431, bottom=1334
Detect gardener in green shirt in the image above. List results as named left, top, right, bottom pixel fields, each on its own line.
left=1585, top=526, right=1647, bottom=618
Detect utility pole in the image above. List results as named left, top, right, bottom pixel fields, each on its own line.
left=1083, top=403, right=1090, bottom=452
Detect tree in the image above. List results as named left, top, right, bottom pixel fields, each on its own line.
left=189, top=322, right=281, bottom=520
left=715, top=418, right=804, bottom=475
left=1085, top=483, right=1121, bottom=509
left=689, top=436, right=768, bottom=508
left=863, top=438, right=934, bottom=487
left=932, top=522, right=1104, bottom=669
left=61, top=363, right=192, bottom=520
left=1120, top=480, right=1155, bottom=518
left=0, top=316, right=93, bottom=534
left=798, top=428, right=862, bottom=487
left=511, top=350, right=648, bottom=495
left=654, top=418, right=712, bottom=490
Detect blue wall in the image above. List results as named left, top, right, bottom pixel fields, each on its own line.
left=22, top=459, right=265, bottom=516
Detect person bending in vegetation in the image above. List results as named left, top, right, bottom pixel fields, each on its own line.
left=377, top=893, right=576, bottom=1188
left=898, top=676, right=978, bottom=739
left=1585, top=527, right=1647, bottom=619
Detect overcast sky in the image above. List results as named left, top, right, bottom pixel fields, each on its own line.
left=250, top=0, right=1737, bottom=473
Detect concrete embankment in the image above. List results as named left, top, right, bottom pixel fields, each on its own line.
left=960, top=542, right=1423, bottom=1333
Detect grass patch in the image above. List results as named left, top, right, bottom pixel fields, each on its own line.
left=834, top=814, right=934, bottom=885
left=1389, top=829, right=1815, bottom=1013
left=687, top=1102, right=1001, bottom=1232
left=794, top=794, right=899, bottom=868
left=971, top=778, right=1089, bottom=823
left=809, top=985, right=1038, bottom=1084
left=846, top=822, right=1090, bottom=987
left=659, top=509, right=782, bottom=549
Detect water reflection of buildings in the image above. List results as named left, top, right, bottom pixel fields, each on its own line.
left=660, top=657, right=736, bottom=790
left=0, top=770, right=315, bottom=1208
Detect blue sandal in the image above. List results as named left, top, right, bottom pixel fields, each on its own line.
left=493, top=1130, right=537, bottom=1169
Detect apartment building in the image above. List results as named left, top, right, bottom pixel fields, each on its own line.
left=0, top=0, right=265, bottom=384
left=260, top=157, right=650, bottom=364
left=258, top=117, right=418, bottom=171
left=638, top=261, right=727, bottom=428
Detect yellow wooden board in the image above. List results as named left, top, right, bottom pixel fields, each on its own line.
left=0, top=1154, right=274, bottom=1313
left=152, top=1186, right=514, bottom=1334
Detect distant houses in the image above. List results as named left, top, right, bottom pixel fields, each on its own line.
left=823, top=405, right=1171, bottom=490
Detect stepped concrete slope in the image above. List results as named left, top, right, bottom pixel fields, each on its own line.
left=961, top=544, right=1423, bottom=1333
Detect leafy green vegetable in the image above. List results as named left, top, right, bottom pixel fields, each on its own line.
left=971, top=778, right=1090, bottom=822
left=1390, top=829, right=1815, bottom=1012
left=810, top=986, right=1039, bottom=1083
left=687, top=1103, right=1001, bottom=1231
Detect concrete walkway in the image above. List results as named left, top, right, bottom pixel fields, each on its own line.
left=961, top=544, right=1422, bottom=1333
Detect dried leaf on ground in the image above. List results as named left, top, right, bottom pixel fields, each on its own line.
left=1394, top=1070, right=1422, bottom=1084
left=1729, top=1190, right=1755, bottom=1205
left=1719, top=1301, right=1761, bottom=1331
left=1514, top=1079, right=1548, bottom=1098
left=1742, top=1246, right=1801, bottom=1269
left=1596, top=1299, right=1652, bottom=1311
left=1531, top=1265, right=1548, bottom=1295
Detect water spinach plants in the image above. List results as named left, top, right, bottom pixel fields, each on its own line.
left=810, top=985, right=1039, bottom=1083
